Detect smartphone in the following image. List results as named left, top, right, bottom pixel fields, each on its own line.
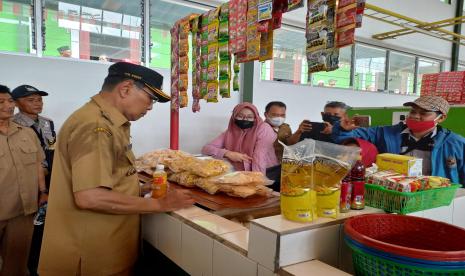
left=299, top=122, right=326, bottom=141
left=352, top=115, right=371, bottom=127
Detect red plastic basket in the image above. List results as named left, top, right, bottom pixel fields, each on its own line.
left=344, top=214, right=465, bottom=262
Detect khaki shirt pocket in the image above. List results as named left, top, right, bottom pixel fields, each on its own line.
left=19, top=143, right=38, bottom=165
left=0, top=149, right=5, bottom=168
left=125, top=151, right=137, bottom=177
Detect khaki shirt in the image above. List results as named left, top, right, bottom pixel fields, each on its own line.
left=0, top=121, right=45, bottom=221
left=39, top=94, right=140, bottom=276
left=272, top=123, right=292, bottom=162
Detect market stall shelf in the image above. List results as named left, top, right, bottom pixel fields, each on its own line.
left=138, top=172, right=280, bottom=214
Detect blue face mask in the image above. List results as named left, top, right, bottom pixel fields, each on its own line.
left=322, top=113, right=341, bottom=125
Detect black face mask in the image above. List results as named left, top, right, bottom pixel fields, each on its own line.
left=235, top=119, right=254, bottom=129
left=322, top=114, right=341, bottom=125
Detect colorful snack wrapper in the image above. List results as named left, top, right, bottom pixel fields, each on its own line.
left=207, top=82, right=219, bottom=103
left=207, top=63, right=218, bottom=82
left=219, top=78, right=230, bottom=98
left=258, top=2, right=273, bottom=22
left=259, top=25, right=273, bottom=61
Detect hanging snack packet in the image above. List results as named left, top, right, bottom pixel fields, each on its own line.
left=235, top=0, right=248, bottom=53
left=219, top=78, right=230, bottom=98
left=207, top=62, right=218, bottom=82
left=287, top=0, right=304, bottom=12
left=356, top=0, right=366, bottom=28
left=336, top=3, right=356, bottom=28
left=338, top=0, right=356, bottom=8
left=229, top=0, right=238, bottom=53
left=259, top=25, right=274, bottom=62
left=306, top=26, right=335, bottom=52
left=219, top=41, right=229, bottom=61
left=208, top=42, right=218, bottom=63
left=170, top=24, right=180, bottom=110
left=179, top=55, right=189, bottom=74
left=206, top=82, right=219, bottom=103
left=219, top=60, right=230, bottom=77
left=336, top=28, right=355, bottom=48
left=258, top=2, right=273, bottom=22
left=208, top=20, right=219, bottom=42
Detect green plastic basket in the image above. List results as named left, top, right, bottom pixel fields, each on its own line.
left=347, top=239, right=465, bottom=276
left=365, top=184, right=460, bottom=214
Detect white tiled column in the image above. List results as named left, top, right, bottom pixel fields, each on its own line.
left=248, top=223, right=279, bottom=271
left=181, top=224, right=214, bottom=276
left=213, top=240, right=258, bottom=276
left=279, top=224, right=341, bottom=268
left=157, top=213, right=183, bottom=266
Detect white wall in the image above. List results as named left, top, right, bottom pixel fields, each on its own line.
left=0, top=53, right=240, bottom=156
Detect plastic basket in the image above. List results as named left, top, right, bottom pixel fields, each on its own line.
left=365, top=183, right=460, bottom=214
left=344, top=214, right=465, bottom=262
left=344, top=214, right=465, bottom=275
left=346, top=238, right=465, bottom=275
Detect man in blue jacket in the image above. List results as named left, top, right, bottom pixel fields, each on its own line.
left=332, top=96, right=465, bottom=186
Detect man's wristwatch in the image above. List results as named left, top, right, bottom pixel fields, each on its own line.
left=40, top=188, right=49, bottom=195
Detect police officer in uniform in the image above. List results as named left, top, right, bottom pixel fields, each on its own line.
left=12, top=84, right=55, bottom=276
left=38, top=62, right=194, bottom=276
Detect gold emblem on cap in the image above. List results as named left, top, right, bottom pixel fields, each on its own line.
left=123, top=72, right=142, bottom=80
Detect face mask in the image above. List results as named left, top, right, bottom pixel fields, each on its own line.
left=406, top=115, right=442, bottom=133
left=322, top=114, right=341, bottom=125
left=235, top=119, right=254, bottom=129
left=267, top=117, right=285, bottom=127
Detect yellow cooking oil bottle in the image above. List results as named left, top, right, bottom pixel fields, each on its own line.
left=152, top=164, right=167, bottom=199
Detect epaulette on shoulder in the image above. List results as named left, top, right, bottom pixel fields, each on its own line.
left=93, top=126, right=113, bottom=137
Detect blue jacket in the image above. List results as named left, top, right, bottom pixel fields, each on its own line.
left=332, top=123, right=465, bottom=186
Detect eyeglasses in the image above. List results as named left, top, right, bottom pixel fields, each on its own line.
left=235, top=115, right=255, bottom=121
left=134, top=83, right=159, bottom=104
left=408, top=109, right=439, bottom=118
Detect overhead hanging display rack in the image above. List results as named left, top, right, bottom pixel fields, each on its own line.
left=365, top=3, right=465, bottom=46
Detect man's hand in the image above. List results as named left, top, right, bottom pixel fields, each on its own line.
left=157, top=189, right=195, bottom=212
left=321, top=122, right=333, bottom=135
left=224, top=151, right=253, bottom=163
left=297, top=120, right=312, bottom=134
left=340, top=117, right=358, bottom=131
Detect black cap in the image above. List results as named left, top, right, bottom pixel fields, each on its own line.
left=107, top=62, right=170, bottom=103
left=57, top=46, right=70, bottom=53
left=12, top=85, right=48, bottom=100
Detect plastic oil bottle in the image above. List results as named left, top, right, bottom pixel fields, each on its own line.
left=152, top=164, right=167, bottom=199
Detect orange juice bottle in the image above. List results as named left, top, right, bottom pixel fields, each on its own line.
left=152, top=164, right=167, bottom=199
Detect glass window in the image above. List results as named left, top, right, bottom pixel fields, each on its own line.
left=354, top=44, right=386, bottom=92
left=388, top=51, right=416, bottom=95
left=43, top=0, right=142, bottom=63
left=149, top=0, right=206, bottom=69
left=260, top=27, right=307, bottom=84
left=458, top=64, right=465, bottom=71
left=0, top=0, right=33, bottom=54
left=417, top=58, right=441, bottom=94
left=311, top=45, right=352, bottom=88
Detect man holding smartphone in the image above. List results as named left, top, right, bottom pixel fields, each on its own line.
left=288, top=101, right=350, bottom=144
left=332, top=96, right=464, bottom=186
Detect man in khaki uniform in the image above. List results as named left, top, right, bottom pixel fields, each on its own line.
left=38, top=63, right=194, bottom=276
left=0, top=85, right=46, bottom=276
